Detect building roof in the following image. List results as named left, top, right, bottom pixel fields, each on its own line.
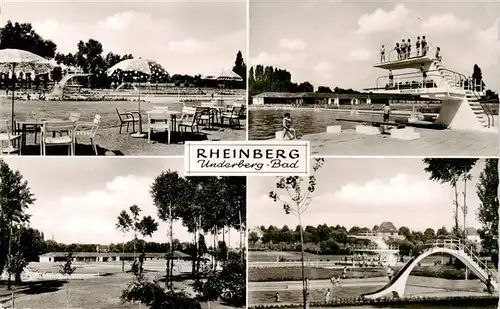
left=465, top=227, right=479, bottom=236
left=39, top=251, right=190, bottom=258
left=252, top=91, right=437, bottom=101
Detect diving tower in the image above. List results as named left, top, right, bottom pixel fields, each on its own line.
left=362, top=238, right=498, bottom=299
left=47, top=73, right=90, bottom=99
left=350, top=232, right=400, bottom=265
left=365, top=46, right=495, bottom=132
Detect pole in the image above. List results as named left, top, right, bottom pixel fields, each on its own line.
left=11, top=63, right=16, bottom=132
left=168, top=202, right=173, bottom=290
left=298, top=213, right=307, bottom=309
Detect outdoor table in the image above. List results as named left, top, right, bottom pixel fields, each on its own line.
left=15, top=118, right=66, bottom=149
left=146, top=110, right=181, bottom=144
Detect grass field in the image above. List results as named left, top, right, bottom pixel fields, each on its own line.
left=0, top=97, right=246, bottom=156
left=0, top=261, right=238, bottom=309
left=249, top=267, right=386, bottom=282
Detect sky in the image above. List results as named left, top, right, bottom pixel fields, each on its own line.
left=250, top=0, right=499, bottom=91
left=1, top=0, right=246, bottom=76
left=2, top=157, right=241, bottom=248
left=248, top=158, right=490, bottom=233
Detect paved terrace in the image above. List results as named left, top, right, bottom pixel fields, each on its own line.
left=303, top=128, right=498, bottom=156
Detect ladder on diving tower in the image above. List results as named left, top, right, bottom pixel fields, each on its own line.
left=432, top=60, right=493, bottom=128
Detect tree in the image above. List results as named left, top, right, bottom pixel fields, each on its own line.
left=436, top=226, right=449, bottom=237
left=269, top=158, right=324, bottom=309
left=398, top=226, right=411, bottom=240
left=59, top=252, right=76, bottom=309
left=0, top=21, right=57, bottom=58
left=51, top=67, right=63, bottom=82
left=232, top=50, right=246, bottom=86
left=0, top=160, right=35, bottom=289
left=423, top=228, right=436, bottom=242
left=116, top=205, right=158, bottom=265
left=248, top=231, right=259, bottom=244
left=423, top=158, right=478, bottom=236
left=298, top=81, right=314, bottom=93
left=476, top=159, right=499, bottom=267
left=150, top=170, right=188, bottom=290
left=317, top=86, right=333, bottom=93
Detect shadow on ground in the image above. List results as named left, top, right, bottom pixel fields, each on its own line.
left=0, top=280, right=65, bottom=301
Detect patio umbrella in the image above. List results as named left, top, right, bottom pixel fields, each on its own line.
left=215, top=69, right=243, bottom=101
left=0, top=49, right=51, bottom=130
left=107, top=58, right=167, bottom=137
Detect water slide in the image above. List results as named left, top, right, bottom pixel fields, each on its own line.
left=362, top=245, right=498, bottom=299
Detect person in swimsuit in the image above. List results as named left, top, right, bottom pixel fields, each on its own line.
left=388, top=69, right=394, bottom=88
left=416, top=36, right=421, bottom=56
left=406, top=39, right=411, bottom=58
left=435, top=46, right=442, bottom=62
left=395, top=43, right=401, bottom=60
left=420, top=64, right=427, bottom=87
left=380, top=45, right=386, bottom=62
left=401, top=39, right=406, bottom=59
left=421, top=36, right=427, bottom=56
left=383, top=103, right=391, bottom=122
left=282, top=113, right=297, bottom=140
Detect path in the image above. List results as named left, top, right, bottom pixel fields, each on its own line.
left=303, top=128, right=498, bottom=156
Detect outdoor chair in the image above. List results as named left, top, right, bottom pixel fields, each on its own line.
left=0, top=119, right=21, bottom=155
left=178, top=107, right=200, bottom=133
left=197, top=107, right=217, bottom=129
left=147, top=110, right=171, bottom=144
left=220, top=104, right=243, bottom=129
left=59, top=112, right=81, bottom=136
left=41, top=120, right=75, bottom=156
left=116, top=108, right=140, bottom=134
left=73, top=114, right=102, bottom=155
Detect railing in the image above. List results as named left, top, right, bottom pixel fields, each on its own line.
left=464, top=80, right=494, bottom=128
left=349, top=244, right=399, bottom=251
left=375, top=70, right=447, bottom=90
left=379, top=46, right=434, bottom=63
left=428, top=238, right=497, bottom=284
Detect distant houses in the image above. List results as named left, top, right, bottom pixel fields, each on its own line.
left=38, top=251, right=191, bottom=263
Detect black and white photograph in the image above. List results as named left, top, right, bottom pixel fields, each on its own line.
left=0, top=157, right=246, bottom=308
left=247, top=158, right=499, bottom=308
left=0, top=0, right=247, bottom=156
left=248, top=1, right=499, bottom=156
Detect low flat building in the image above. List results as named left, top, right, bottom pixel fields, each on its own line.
left=251, top=91, right=436, bottom=106
left=39, top=251, right=191, bottom=263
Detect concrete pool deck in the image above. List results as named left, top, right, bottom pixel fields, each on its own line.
left=299, top=128, right=498, bottom=156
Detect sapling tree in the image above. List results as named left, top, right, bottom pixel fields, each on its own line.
left=269, top=158, right=324, bottom=309
left=59, top=252, right=76, bottom=309
left=116, top=205, right=159, bottom=270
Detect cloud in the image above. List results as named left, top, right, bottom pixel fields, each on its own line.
left=347, top=48, right=372, bottom=61
left=333, top=174, right=438, bottom=207
left=168, top=39, right=209, bottom=54
left=313, top=61, right=333, bottom=73
left=356, top=4, right=409, bottom=34
left=279, top=38, right=307, bottom=51
left=251, top=51, right=306, bottom=68
left=421, top=13, right=471, bottom=33
left=476, top=18, right=499, bottom=43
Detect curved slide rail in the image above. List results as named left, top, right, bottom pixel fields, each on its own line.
left=362, top=242, right=498, bottom=299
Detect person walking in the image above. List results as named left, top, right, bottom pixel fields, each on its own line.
left=325, top=288, right=331, bottom=303
left=485, top=274, right=493, bottom=294
left=383, top=103, right=391, bottom=122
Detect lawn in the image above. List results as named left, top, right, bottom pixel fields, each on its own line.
left=0, top=261, right=239, bottom=309
left=0, top=97, right=246, bottom=156
left=249, top=267, right=386, bottom=282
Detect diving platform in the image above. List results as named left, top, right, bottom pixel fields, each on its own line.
left=374, top=56, right=433, bottom=70
left=365, top=45, right=496, bottom=132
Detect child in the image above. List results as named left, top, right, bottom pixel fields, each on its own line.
left=415, top=36, right=421, bottom=56
left=380, top=45, right=386, bottom=62
left=282, top=113, right=297, bottom=140
left=383, top=103, right=391, bottom=122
